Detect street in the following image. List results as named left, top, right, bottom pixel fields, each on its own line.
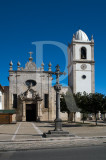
left=0, top=146, right=106, bottom=160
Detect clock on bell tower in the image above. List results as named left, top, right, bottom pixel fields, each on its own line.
left=68, top=29, right=95, bottom=94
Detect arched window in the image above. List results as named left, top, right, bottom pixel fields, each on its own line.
left=81, top=47, right=87, bottom=59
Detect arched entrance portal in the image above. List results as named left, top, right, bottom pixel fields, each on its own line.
left=19, top=88, right=42, bottom=122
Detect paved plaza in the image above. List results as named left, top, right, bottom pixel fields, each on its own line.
left=0, top=122, right=106, bottom=151
left=0, top=122, right=106, bottom=141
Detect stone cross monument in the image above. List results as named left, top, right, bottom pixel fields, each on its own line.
left=43, top=65, right=70, bottom=137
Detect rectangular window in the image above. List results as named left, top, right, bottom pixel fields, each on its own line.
left=44, top=94, right=49, bottom=108
left=13, top=94, right=17, bottom=108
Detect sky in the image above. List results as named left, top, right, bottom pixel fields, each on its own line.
left=0, top=0, right=106, bottom=94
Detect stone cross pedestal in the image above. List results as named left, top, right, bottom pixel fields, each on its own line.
left=43, top=65, right=72, bottom=138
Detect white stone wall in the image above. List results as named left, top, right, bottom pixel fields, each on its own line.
left=68, top=40, right=93, bottom=94
left=76, top=63, right=92, bottom=93
left=0, top=91, right=2, bottom=109
left=76, top=70, right=91, bottom=93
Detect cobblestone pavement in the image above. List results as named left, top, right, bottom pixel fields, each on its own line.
left=0, top=122, right=106, bottom=151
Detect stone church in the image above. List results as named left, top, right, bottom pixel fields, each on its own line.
left=0, top=30, right=95, bottom=123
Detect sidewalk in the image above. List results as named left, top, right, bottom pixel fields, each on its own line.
left=0, top=136, right=106, bottom=151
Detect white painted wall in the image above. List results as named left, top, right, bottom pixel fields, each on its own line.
left=76, top=70, right=91, bottom=93
left=75, top=44, right=91, bottom=60
left=68, top=40, right=93, bottom=121
left=68, top=41, right=92, bottom=94
left=75, top=112, right=81, bottom=121
left=0, top=91, right=2, bottom=109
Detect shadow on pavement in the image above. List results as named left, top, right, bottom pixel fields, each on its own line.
left=0, top=133, right=42, bottom=136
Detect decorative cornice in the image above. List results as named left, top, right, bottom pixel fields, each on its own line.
left=73, top=60, right=95, bottom=64
left=67, top=60, right=95, bottom=68
left=70, top=40, right=93, bottom=45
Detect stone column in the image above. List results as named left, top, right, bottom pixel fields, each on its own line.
left=43, top=65, right=69, bottom=137
left=37, top=101, right=41, bottom=121
left=56, top=91, right=60, bottom=119
left=22, top=101, right=26, bottom=121
left=54, top=84, right=62, bottom=131
left=48, top=73, right=52, bottom=121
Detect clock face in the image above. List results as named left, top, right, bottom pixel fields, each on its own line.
left=81, top=64, right=87, bottom=70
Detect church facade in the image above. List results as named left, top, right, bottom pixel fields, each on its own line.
left=7, top=54, right=68, bottom=122
left=0, top=30, right=95, bottom=122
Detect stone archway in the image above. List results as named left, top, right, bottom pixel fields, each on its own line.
left=22, top=100, right=43, bottom=122
left=18, top=88, right=42, bottom=122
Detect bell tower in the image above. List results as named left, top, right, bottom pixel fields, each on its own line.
left=68, top=30, right=95, bottom=94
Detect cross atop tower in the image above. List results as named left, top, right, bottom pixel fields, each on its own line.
left=28, top=51, right=33, bottom=58
left=28, top=52, right=33, bottom=61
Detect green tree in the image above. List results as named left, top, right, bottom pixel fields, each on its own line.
left=61, top=89, right=106, bottom=125
left=74, top=92, right=89, bottom=124
left=88, top=93, right=105, bottom=125
left=100, top=95, right=106, bottom=120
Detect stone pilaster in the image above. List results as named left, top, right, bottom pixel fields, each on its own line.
left=37, top=101, right=42, bottom=121
left=73, top=63, right=76, bottom=93
left=91, top=43, right=94, bottom=61
left=22, top=101, right=26, bottom=121
left=72, top=43, right=76, bottom=61
left=91, top=64, right=95, bottom=93
left=8, top=71, right=13, bottom=109
left=2, top=92, right=4, bottom=109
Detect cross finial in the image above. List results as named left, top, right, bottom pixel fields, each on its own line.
left=28, top=51, right=33, bottom=58
left=56, top=64, right=60, bottom=72
left=28, top=52, right=33, bottom=61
